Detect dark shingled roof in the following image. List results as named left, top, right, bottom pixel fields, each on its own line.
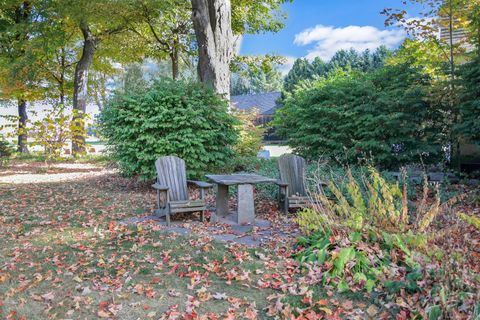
left=231, top=92, right=281, bottom=115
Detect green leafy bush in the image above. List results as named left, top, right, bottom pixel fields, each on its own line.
left=275, top=63, right=443, bottom=168
left=99, top=80, right=238, bottom=179
left=0, top=136, right=14, bottom=165
left=457, top=53, right=480, bottom=145
left=29, top=105, right=75, bottom=161
left=232, top=109, right=265, bottom=157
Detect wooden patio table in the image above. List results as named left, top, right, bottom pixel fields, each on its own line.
left=205, top=174, right=277, bottom=224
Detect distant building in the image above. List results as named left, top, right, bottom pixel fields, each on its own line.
left=230, top=91, right=282, bottom=141
left=439, top=21, right=470, bottom=46
left=230, top=91, right=281, bottom=125
left=438, top=4, right=474, bottom=51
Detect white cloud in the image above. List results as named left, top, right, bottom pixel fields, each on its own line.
left=277, top=56, right=296, bottom=75
left=294, top=25, right=406, bottom=61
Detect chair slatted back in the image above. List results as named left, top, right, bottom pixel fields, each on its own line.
left=278, top=154, right=307, bottom=197
left=155, top=156, right=188, bottom=201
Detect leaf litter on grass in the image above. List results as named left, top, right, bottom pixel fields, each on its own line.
left=4, top=161, right=477, bottom=319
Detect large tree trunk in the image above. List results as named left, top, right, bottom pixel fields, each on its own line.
left=72, top=21, right=97, bottom=155
left=191, top=0, right=233, bottom=100
left=14, top=2, right=31, bottom=154
left=17, top=99, right=29, bottom=154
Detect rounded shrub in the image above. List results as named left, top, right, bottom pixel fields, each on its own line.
left=275, top=64, right=443, bottom=168
left=99, top=79, right=238, bottom=179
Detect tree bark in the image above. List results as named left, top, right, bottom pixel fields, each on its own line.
left=170, top=48, right=179, bottom=80
left=72, top=21, right=97, bottom=155
left=14, top=2, right=31, bottom=154
left=190, top=0, right=233, bottom=100
left=59, top=47, right=66, bottom=106
left=17, top=99, right=29, bottom=154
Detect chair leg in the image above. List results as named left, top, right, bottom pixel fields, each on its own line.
left=279, top=185, right=289, bottom=215
left=156, top=190, right=161, bottom=215
left=165, top=204, right=171, bottom=226
left=201, top=210, right=205, bottom=223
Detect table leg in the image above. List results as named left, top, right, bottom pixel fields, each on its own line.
left=213, top=184, right=229, bottom=222
left=237, top=184, right=255, bottom=224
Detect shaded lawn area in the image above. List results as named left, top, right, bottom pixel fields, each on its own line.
left=0, top=162, right=381, bottom=319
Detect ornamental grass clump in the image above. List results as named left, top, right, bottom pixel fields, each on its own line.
left=296, top=166, right=445, bottom=236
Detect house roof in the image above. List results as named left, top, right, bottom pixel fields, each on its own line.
left=231, top=92, right=281, bottom=115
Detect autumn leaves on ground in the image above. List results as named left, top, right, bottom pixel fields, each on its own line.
left=0, top=161, right=373, bottom=319
left=0, top=161, right=479, bottom=319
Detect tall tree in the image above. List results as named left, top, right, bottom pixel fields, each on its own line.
left=190, top=0, right=290, bottom=99
left=283, top=47, right=390, bottom=93
left=0, top=1, right=37, bottom=153
left=127, top=0, right=195, bottom=80
left=230, top=54, right=285, bottom=95
left=283, top=58, right=313, bottom=93
left=52, top=0, right=132, bottom=155
left=190, top=0, right=233, bottom=99
left=457, top=53, right=480, bottom=145
left=383, top=0, right=479, bottom=167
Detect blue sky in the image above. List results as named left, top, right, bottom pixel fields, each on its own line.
left=240, top=0, right=421, bottom=71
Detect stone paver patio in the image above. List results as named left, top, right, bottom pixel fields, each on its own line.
left=121, top=213, right=298, bottom=248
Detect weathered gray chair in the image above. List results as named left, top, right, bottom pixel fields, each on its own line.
left=152, top=156, right=212, bottom=226
left=276, top=154, right=326, bottom=214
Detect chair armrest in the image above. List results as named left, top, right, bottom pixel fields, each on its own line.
left=187, top=180, right=213, bottom=188
left=275, top=180, right=289, bottom=187
left=152, top=183, right=169, bottom=191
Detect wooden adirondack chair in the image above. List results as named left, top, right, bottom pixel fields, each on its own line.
left=152, top=156, right=212, bottom=226
left=276, top=154, right=326, bottom=214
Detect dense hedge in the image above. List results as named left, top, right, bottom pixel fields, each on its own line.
left=457, top=53, right=480, bottom=145
left=275, top=64, right=443, bottom=168
left=99, top=80, right=238, bottom=179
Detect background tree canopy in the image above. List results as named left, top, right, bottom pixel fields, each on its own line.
left=283, top=46, right=390, bottom=93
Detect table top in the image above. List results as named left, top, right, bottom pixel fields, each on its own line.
left=205, top=174, right=277, bottom=186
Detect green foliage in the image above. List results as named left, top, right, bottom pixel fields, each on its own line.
left=276, top=63, right=443, bottom=168
left=292, top=165, right=459, bottom=296
left=233, top=110, right=265, bottom=157
left=230, top=54, right=285, bottom=95
left=231, top=0, right=291, bottom=35
left=283, top=47, right=390, bottom=93
left=29, top=105, right=78, bottom=161
left=295, top=166, right=443, bottom=236
left=0, top=136, right=14, bottom=165
left=230, top=69, right=284, bottom=96
left=99, top=79, right=238, bottom=179
left=457, top=53, right=480, bottom=145
left=458, top=212, right=480, bottom=230
left=387, top=39, right=447, bottom=77
left=294, top=229, right=419, bottom=293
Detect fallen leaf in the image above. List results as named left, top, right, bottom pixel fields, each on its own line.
left=367, top=305, right=378, bottom=317
left=97, top=309, right=111, bottom=318
left=41, top=292, right=55, bottom=302
left=168, top=289, right=180, bottom=297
